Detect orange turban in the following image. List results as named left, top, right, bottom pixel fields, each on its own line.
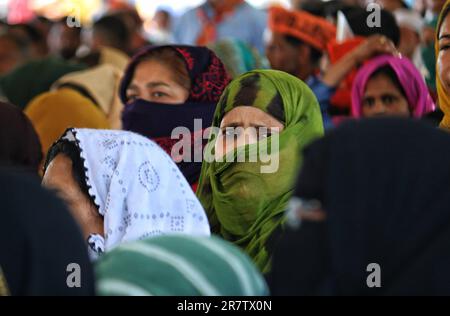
left=268, top=6, right=336, bottom=52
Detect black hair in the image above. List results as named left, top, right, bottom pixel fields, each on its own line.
left=368, top=65, right=407, bottom=99
left=111, top=9, right=143, bottom=32
left=44, top=139, right=94, bottom=205
left=93, top=15, right=130, bottom=51
left=299, top=0, right=327, bottom=18
left=9, top=24, right=44, bottom=44
left=284, top=35, right=323, bottom=66
left=345, top=7, right=400, bottom=46
left=35, top=15, right=52, bottom=25
left=323, top=2, right=356, bottom=21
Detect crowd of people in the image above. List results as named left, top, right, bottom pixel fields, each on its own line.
left=1, top=0, right=450, bottom=296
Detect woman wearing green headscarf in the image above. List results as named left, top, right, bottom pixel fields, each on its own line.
left=196, top=69, right=324, bottom=273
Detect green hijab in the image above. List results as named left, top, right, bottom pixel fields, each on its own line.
left=196, top=69, right=324, bottom=273
left=95, top=235, right=269, bottom=296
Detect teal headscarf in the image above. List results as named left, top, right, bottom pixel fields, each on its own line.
left=196, top=69, right=324, bottom=273
left=422, top=16, right=439, bottom=91
left=209, top=39, right=268, bottom=78
left=95, top=235, right=269, bottom=296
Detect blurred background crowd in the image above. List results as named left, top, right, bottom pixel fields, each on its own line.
left=2, top=0, right=450, bottom=296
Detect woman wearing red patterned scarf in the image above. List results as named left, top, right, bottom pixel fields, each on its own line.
left=120, top=45, right=230, bottom=191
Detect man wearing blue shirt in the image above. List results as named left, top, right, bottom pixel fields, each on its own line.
left=173, top=0, right=267, bottom=54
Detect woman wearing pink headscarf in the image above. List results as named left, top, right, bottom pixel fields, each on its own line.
left=351, top=55, right=435, bottom=118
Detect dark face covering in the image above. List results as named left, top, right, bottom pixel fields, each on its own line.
left=0, top=169, right=95, bottom=296
left=120, top=45, right=230, bottom=186
left=270, top=118, right=450, bottom=295
left=121, top=99, right=215, bottom=185
left=0, top=102, right=42, bottom=173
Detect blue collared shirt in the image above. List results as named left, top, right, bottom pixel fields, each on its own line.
left=172, top=2, right=267, bottom=54
left=306, top=75, right=336, bottom=130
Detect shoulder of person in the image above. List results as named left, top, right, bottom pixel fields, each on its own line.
left=172, top=6, right=201, bottom=33
left=239, top=2, right=267, bottom=23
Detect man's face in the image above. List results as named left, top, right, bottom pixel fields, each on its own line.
left=397, top=26, right=420, bottom=58
left=266, top=32, right=301, bottom=76
left=48, top=23, right=80, bottom=59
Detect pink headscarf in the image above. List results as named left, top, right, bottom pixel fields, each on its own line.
left=351, top=55, right=435, bottom=118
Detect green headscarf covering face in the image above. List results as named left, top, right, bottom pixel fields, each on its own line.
left=196, top=69, right=324, bottom=273
left=95, top=235, right=269, bottom=296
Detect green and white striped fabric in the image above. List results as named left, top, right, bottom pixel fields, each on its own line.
left=95, top=235, right=269, bottom=296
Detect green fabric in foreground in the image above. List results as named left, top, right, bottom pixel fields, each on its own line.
left=95, top=235, right=269, bottom=296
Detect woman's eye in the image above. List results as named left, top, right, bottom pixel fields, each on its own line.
left=224, top=128, right=238, bottom=138
left=152, top=92, right=168, bottom=98
left=220, top=127, right=242, bottom=140
left=439, top=43, right=450, bottom=51
left=363, top=98, right=375, bottom=107
left=382, top=95, right=395, bottom=105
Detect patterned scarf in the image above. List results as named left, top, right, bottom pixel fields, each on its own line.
left=120, top=45, right=230, bottom=187
left=50, top=128, right=211, bottom=257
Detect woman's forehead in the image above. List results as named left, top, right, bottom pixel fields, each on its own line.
left=221, top=106, right=284, bottom=127
left=364, top=74, right=402, bottom=94
left=133, top=59, right=175, bottom=80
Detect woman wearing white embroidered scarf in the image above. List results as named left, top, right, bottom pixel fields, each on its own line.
left=42, top=128, right=210, bottom=260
